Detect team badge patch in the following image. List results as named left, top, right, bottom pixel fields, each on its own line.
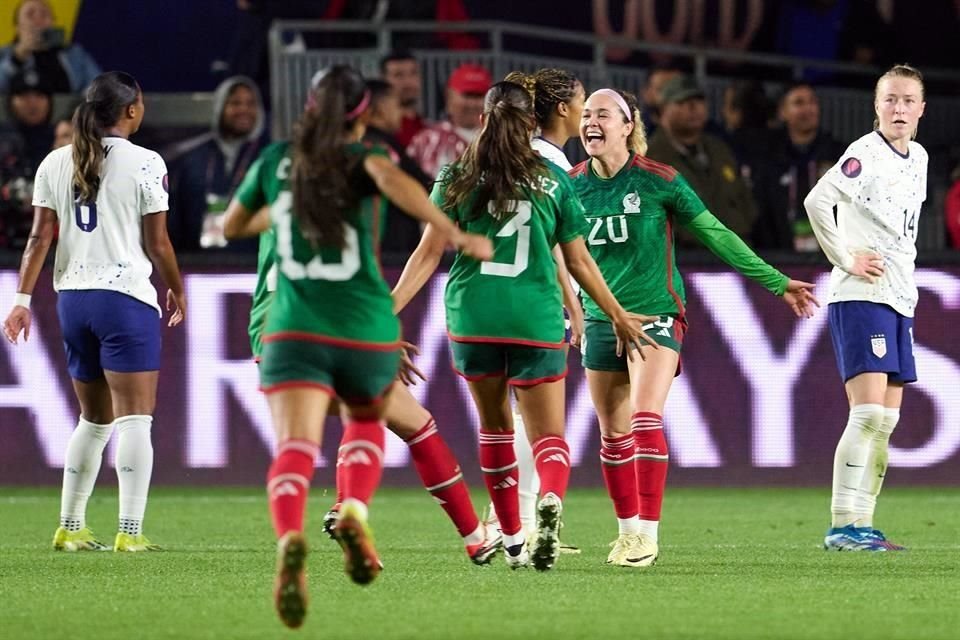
left=870, top=334, right=887, bottom=358
left=841, top=157, right=862, bottom=178
left=623, top=192, right=641, bottom=214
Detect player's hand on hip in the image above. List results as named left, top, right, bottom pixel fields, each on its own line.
left=782, top=279, right=820, bottom=319
left=3, top=307, right=31, bottom=344
left=849, top=252, right=885, bottom=283
left=613, top=312, right=660, bottom=361
left=166, top=290, right=186, bottom=327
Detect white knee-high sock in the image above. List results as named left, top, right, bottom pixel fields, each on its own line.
left=831, top=404, right=884, bottom=527
left=115, top=415, right=154, bottom=536
left=854, top=408, right=899, bottom=528
left=512, top=407, right=540, bottom=533
left=60, top=418, right=114, bottom=531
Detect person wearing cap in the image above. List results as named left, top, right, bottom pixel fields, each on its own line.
left=406, top=62, right=492, bottom=179
left=646, top=74, right=758, bottom=247
left=568, top=86, right=818, bottom=569
left=0, top=0, right=101, bottom=94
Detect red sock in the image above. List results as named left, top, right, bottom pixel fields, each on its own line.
left=479, top=429, right=521, bottom=536
left=600, top=433, right=639, bottom=519
left=266, top=439, right=318, bottom=538
left=532, top=435, right=570, bottom=501
left=337, top=418, right=386, bottom=506
left=632, top=412, right=669, bottom=521
left=407, top=418, right=479, bottom=538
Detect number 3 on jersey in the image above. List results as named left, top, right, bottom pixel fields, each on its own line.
left=481, top=201, right=531, bottom=278
left=272, top=190, right=360, bottom=281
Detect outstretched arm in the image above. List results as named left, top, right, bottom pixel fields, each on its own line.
left=552, top=244, right=583, bottom=347
left=391, top=222, right=449, bottom=313
left=223, top=199, right=270, bottom=240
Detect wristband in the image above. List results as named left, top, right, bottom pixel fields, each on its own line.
left=12, top=293, right=31, bottom=309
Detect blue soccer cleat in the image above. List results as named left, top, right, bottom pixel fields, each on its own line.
left=857, top=527, right=907, bottom=551
left=823, top=525, right=887, bottom=551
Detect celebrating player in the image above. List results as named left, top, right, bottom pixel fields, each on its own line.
left=232, top=65, right=490, bottom=628
left=3, top=71, right=185, bottom=553
left=570, top=87, right=818, bottom=568
left=804, top=64, right=927, bottom=552
left=393, top=80, right=655, bottom=572
left=475, top=68, right=586, bottom=552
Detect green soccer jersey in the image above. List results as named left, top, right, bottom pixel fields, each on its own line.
left=235, top=141, right=399, bottom=349
left=432, top=159, right=589, bottom=346
left=569, top=153, right=787, bottom=321
left=247, top=227, right=276, bottom=360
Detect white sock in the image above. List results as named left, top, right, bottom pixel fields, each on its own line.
left=831, top=404, right=884, bottom=528
left=854, top=408, right=899, bottom=528
left=637, top=519, right=660, bottom=542
left=60, top=417, right=114, bottom=531
left=618, top=516, right=640, bottom=535
left=115, top=415, right=154, bottom=536
left=511, top=407, right=540, bottom=532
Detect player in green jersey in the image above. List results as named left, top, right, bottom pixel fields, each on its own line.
left=222, top=65, right=491, bottom=629
left=393, top=80, right=657, bottom=572
left=571, top=87, right=819, bottom=569
left=478, top=68, right=587, bottom=553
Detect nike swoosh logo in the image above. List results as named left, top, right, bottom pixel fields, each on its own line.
left=845, top=463, right=864, bottom=468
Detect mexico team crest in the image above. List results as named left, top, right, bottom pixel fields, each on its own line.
left=870, top=334, right=887, bottom=358
left=623, top=192, right=641, bottom=213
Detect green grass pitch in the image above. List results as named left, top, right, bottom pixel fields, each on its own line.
left=2, top=486, right=959, bottom=639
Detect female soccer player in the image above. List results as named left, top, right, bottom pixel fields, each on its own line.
left=804, top=64, right=927, bottom=552
left=570, top=88, right=817, bottom=568
left=233, top=65, right=490, bottom=628
left=481, top=68, right=587, bottom=552
left=3, top=71, right=185, bottom=553
left=393, top=80, right=655, bottom=572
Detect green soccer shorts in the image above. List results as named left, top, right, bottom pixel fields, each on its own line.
left=450, top=340, right=567, bottom=386
left=581, top=315, right=685, bottom=372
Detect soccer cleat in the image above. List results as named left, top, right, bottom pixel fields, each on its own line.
left=335, top=503, right=381, bottom=586
left=530, top=492, right=562, bottom=572
left=621, top=533, right=658, bottom=567
left=503, top=540, right=529, bottom=569
left=823, top=526, right=887, bottom=551
left=52, top=527, right=109, bottom=552
left=113, top=532, right=161, bottom=552
left=322, top=507, right=340, bottom=540
left=857, top=527, right=906, bottom=551
left=466, top=531, right=502, bottom=566
left=274, top=531, right=308, bottom=629
left=481, top=504, right=501, bottom=542
left=606, top=533, right=636, bottom=565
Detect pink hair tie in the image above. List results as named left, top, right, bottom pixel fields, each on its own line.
left=589, top=88, right=632, bottom=122
left=345, top=89, right=371, bottom=121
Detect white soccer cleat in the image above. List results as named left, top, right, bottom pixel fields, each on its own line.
left=607, top=533, right=658, bottom=567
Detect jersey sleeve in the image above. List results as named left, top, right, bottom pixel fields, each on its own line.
left=820, top=139, right=873, bottom=202
left=684, top=209, right=789, bottom=295
left=553, top=170, right=588, bottom=243
left=235, top=152, right=268, bottom=212
left=138, top=151, right=170, bottom=215
left=31, top=151, right=58, bottom=210
left=671, top=173, right=709, bottom=225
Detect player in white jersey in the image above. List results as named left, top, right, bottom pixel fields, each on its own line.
left=474, top=68, right=587, bottom=553
left=3, top=71, right=185, bottom=553
left=804, top=64, right=927, bottom=552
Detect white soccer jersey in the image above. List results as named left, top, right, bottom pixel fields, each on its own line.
left=32, top=137, right=169, bottom=312
left=820, top=131, right=927, bottom=317
left=531, top=136, right=572, bottom=171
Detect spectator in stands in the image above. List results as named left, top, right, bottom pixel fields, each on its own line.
left=407, top=62, right=490, bottom=179
left=752, top=82, right=845, bottom=251
left=647, top=74, right=757, bottom=246
left=720, top=79, right=772, bottom=173
left=0, top=0, right=101, bottom=94
left=381, top=50, right=428, bottom=148
left=640, top=64, right=681, bottom=138
left=0, top=72, right=55, bottom=250
left=52, top=116, right=72, bottom=149
left=363, top=78, right=431, bottom=253
left=946, top=163, right=960, bottom=250
left=166, top=76, right=267, bottom=252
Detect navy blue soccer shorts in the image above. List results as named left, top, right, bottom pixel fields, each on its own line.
left=828, top=301, right=916, bottom=384
left=57, top=290, right=161, bottom=382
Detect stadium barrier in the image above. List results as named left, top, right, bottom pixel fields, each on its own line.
left=3, top=265, right=959, bottom=487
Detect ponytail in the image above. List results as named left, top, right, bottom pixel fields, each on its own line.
left=71, top=102, right=104, bottom=203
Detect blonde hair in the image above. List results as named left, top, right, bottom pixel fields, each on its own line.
left=873, top=63, right=925, bottom=139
